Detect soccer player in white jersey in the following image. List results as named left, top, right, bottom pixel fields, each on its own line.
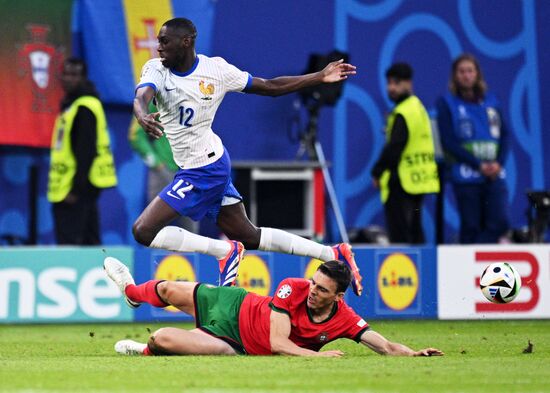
left=132, top=18, right=363, bottom=295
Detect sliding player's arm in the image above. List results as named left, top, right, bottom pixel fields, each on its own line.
left=269, top=310, right=343, bottom=357
left=359, top=330, right=444, bottom=357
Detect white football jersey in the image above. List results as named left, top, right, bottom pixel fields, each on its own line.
left=137, top=54, right=252, bottom=169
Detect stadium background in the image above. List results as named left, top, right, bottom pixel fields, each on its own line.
left=0, top=0, right=549, bottom=326
left=1, top=0, right=549, bottom=246
left=1, top=5, right=549, bottom=392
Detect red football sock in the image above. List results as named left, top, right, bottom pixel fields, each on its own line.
left=125, top=280, right=169, bottom=307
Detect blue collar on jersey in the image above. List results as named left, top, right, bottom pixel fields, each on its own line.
left=170, top=56, right=199, bottom=77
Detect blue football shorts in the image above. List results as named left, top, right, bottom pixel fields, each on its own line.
left=159, top=149, right=242, bottom=221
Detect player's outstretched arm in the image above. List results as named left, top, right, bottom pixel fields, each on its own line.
left=134, top=86, right=163, bottom=139
left=247, top=59, right=356, bottom=97
left=269, top=310, right=343, bottom=357
left=360, top=330, right=444, bottom=357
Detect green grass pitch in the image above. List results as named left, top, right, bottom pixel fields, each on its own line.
left=1, top=320, right=549, bottom=392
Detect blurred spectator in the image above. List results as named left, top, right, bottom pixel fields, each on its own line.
left=47, top=58, right=117, bottom=244
left=128, top=102, right=197, bottom=232
left=371, top=63, right=440, bottom=244
left=436, top=53, right=510, bottom=244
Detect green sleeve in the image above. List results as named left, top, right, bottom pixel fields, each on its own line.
left=128, top=102, right=160, bottom=168
left=128, top=118, right=159, bottom=168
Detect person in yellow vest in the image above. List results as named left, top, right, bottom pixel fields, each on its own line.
left=371, top=63, right=439, bottom=244
left=48, top=58, right=117, bottom=244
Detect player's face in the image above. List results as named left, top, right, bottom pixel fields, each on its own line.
left=61, top=63, right=85, bottom=94
left=157, top=26, right=181, bottom=68
left=454, top=60, right=478, bottom=91
left=157, top=26, right=191, bottom=69
left=386, top=78, right=411, bottom=102
left=307, top=271, right=343, bottom=311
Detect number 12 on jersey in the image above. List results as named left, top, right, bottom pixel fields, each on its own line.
left=179, top=106, right=194, bottom=127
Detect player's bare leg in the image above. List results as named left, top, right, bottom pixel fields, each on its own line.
left=104, top=257, right=194, bottom=311
left=217, top=202, right=261, bottom=248
left=218, top=202, right=335, bottom=259
left=132, top=197, right=243, bottom=286
left=132, top=196, right=180, bottom=246
left=105, top=261, right=237, bottom=356
left=217, top=202, right=363, bottom=295
left=148, top=327, right=238, bottom=355
left=105, top=258, right=201, bottom=314
left=155, top=281, right=197, bottom=315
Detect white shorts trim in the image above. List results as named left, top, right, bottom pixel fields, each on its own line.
left=221, top=196, right=241, bottom=206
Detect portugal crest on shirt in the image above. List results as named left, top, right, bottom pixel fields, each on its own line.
left=318, top=332, right=329, bottom=343
left=277, top=284, right=292, bottom=299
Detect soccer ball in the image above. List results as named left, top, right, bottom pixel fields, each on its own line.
left=479, top=262, right=521, bottom=303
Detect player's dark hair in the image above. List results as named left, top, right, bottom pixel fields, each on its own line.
left=63, top=57, right=87, bottom=77
left=385, top=62, right=413, bottom=81
left=163, top=18, right=197, bottom=39
left=317, top=261, right=351, bottom=293
left=449, top=53, right=487, bottom=99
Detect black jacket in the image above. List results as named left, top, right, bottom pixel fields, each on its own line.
left=60, top=81, right=102, bottom=199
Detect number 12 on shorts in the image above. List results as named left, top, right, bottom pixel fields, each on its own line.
left=179, top=106, right=194, bottom=127
left=167, top=179, right=194, bottom=200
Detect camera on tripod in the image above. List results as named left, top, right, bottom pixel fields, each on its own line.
left=295, top=50, right=349, bottom=161
left=299, top=50, right=349, bottom=107
left=526, top=190, right=550, bottom=242
left=292, top=50, right=351, bottom=242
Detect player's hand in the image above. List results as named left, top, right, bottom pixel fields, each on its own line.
left=372, top=177, right=380, bottom=189
left=138, top=112, right=164, bottom=139
left=488, top=161, right=501, bottom=179
left=414, top=348, right=444, bottom=357
left=317, top=349, right=344, bottom=357
left=479, top=162, right=492, bottom=177
left=480, top=161, right=500, bottom=180
left=321, top=59, right=356, bottom=83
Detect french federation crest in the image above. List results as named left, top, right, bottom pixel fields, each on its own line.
left=199, top=80, right=214, bottom=100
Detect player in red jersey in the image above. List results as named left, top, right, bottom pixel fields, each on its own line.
left=104, top=257, right=443, bottom=357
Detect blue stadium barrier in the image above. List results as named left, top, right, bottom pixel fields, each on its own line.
left=133, top=246, right=438, bottom=322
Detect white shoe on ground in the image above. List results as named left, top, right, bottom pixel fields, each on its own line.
left=114, top=339, right=147, bottom=356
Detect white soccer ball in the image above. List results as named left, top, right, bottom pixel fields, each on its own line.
left=479, top=262, right=521, bottom=304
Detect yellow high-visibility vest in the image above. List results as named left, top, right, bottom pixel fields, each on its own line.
left=48, top=96, right=117, bottom=202
left=380, top=95, right=439, bottom=203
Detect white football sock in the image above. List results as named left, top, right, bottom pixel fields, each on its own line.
left=258, top=227, right=334, bottom=261
left=150, top=226, right=231, bottom=260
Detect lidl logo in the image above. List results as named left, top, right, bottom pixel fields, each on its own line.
left=377, top=253, right=419, bottom=311
left=154, top=254, right=196, bottom=313
left=304, top=258, right=323, bottom=279
left=236, top=255, right=271, bottom=296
